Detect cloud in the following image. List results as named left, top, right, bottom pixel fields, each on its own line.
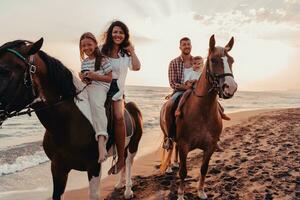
left=192, top=5, right=300, bottom=46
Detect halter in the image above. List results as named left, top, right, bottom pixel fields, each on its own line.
left=193, top=55, right=234, bottom=98
left=6, top=48, right=37, bottom=97
left=0, top=49, right=38, bottom=124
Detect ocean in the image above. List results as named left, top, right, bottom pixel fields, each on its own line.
left=0, top=86, right=299, bottom=177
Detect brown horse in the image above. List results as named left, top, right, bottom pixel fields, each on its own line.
left=0, top=38, right=143, bottom=200
left=160, top=35, right=237, bottom=199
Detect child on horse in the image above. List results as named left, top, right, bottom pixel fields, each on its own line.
left=79, top=32, right=112, bottom=163
left=175, top=56, right=204, bottom=117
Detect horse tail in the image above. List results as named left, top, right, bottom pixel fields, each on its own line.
left=125, top=101, right=143, bottom=153
left=160, top=145, right=173, bottom=173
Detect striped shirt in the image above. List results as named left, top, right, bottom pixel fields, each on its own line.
left=81, top=57, right=112, bottom=88
left=168, top=56, right=193, bottom=90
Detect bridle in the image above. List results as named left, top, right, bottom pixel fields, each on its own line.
left=6, top=48, right=38, bottom=98
left=193, top=54, right=234, bottom=98
left=0, top=48, right=38, bottom=125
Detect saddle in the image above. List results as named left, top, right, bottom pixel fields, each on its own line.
left=105, top=97, right=134, bottom=151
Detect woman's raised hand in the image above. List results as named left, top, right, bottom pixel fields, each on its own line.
left=124, top=42, right=135, bottom=53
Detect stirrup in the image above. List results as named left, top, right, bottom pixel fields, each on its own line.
left=163, top=137, right=174, bottom=150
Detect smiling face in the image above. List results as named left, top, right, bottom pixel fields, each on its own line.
left=179, top=39, right=192, bottom=56
left=112, top=26, right=125, bottom=45
left=80, top=38, right=97, bottom=58
left=192, top=58, right=204, bottom=72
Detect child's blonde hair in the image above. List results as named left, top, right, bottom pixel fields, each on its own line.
left=79, top=32, right=103, bottom=71
left=193, top=56, right=203, bottom=62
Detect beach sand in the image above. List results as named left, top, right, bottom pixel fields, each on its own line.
left=1, top=108, right=299, bottom=200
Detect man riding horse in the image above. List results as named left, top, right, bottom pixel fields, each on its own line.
left=163, top=37, right=230, bottom=150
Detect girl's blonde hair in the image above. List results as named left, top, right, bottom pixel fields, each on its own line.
left=79, top=32, right=102, bottom=71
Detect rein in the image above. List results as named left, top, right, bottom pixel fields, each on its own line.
left=0, top=49, right=88, bottom=127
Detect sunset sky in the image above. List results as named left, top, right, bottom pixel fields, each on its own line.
left=1, top=0, right=299, bottom=91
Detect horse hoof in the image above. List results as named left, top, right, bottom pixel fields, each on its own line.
left=177, top=195, right=185, bottom=200
left=114, top=182, right=125, bottom=189
left=166, top=166, right=173, bottom=173
left=198, top=189, right=208, bottom=199
left=172, top=162, right=179, bottom=168
left=124, top=189, right=134, bottom=199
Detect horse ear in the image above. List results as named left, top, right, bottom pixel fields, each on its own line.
left=225, top=37, right=234, bottom=52
left=209, top=34, right=215, bottom=52
left=27, top=38, right=44, bottom=55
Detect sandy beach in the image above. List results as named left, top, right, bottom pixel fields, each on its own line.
left=1, top=108, right=299, bottom=200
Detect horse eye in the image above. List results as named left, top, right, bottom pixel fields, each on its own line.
left=0, top=68, right=10, bottom=76
left=211, top=58, right=218, bottom=64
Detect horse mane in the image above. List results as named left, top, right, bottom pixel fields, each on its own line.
left=38, top=51, right=77, bottom=99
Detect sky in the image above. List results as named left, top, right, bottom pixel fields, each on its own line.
left=1, top=0, right=300, bottom=91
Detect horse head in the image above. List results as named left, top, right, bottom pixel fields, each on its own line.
left=206, top=34, right=237, bottom=99
left=0, top=38, right=43, bottom=124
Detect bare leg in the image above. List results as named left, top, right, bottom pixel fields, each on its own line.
left=108, top=100, right=126, bottom=175
left=98, top=135, right=107, bottom=163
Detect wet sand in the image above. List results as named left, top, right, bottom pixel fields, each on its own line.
left=102, top=108, right=300, bottom=200
left=63, top=108, right=300, bottom=200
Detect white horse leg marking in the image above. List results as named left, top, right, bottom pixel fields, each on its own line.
left=197, top=175, right=207, bottom=199
left=198, top=189, right=208, bottom=199
left=177, top=186, right=185, bottom=200
left=172, top=162, right=179, bottom=168
left=124, top=151, right=136, bottom=199
left=115, top=167, right=126, bottom=189
left=166, top=166, right=173, bottom=173
left=89, top=175, right=100, bottom=200
left=221, top=56, right=237, bottom=95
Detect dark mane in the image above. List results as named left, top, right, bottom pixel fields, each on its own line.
left=38, top=51, right=77, bottom=99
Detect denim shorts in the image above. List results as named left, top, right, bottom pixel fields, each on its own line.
left=107, top=79, right=119, bottom=99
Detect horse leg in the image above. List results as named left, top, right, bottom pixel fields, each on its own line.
left=124, top=149, right=136, bottom=199
left=197, top=149, right=214, bottom=200
left=166, top=155, right=173, bottom=173
left=177, top=144, right=189, bottom=200
left=51, top=161, right=70, bottom=200
left=87, top=164, right=101, bottom=200
left=115, top=166, right=126, bottom=189
left=173, top=143, right=179, bottom=168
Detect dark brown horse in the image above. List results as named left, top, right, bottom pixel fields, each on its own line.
left=160, top=35, right=237, bottom=199
left=0, top=38, right=143, bottom=200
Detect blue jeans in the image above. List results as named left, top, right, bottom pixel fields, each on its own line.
left=171, top=91, right=184, bottom=103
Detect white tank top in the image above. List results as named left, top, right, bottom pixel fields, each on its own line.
left=183, top=67, right=193, bottom=83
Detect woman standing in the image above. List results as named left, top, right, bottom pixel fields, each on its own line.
left=101, top=20, right=141, bottom=175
